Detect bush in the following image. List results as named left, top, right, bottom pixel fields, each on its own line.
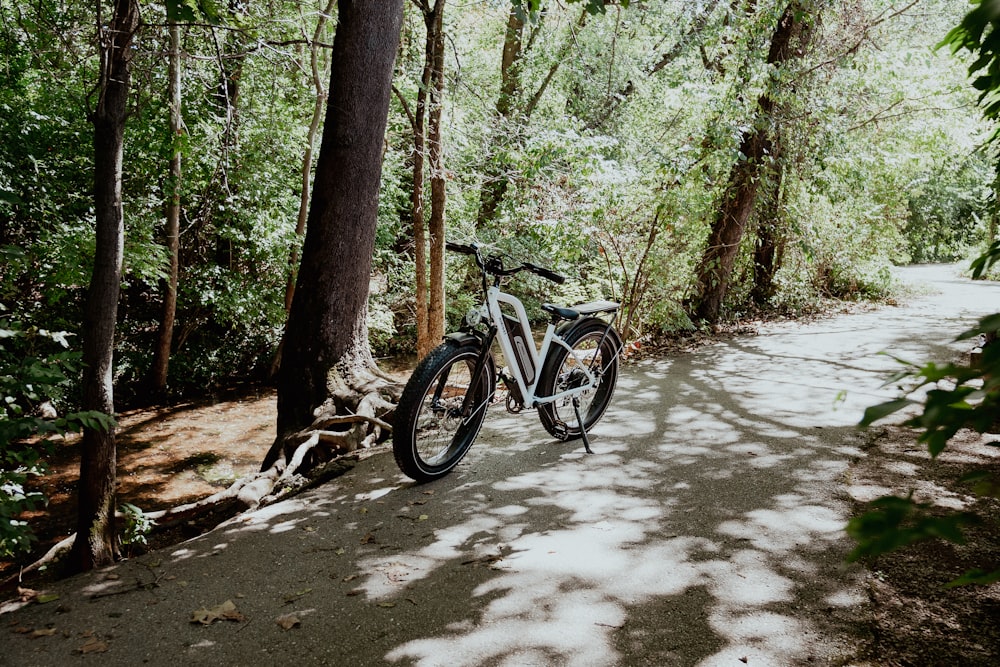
left=0, top=320, right=114, bottom=557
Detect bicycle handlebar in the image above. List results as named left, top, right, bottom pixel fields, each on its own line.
left=523, top=262, right=566, bottom=285
left=445, top=241, right=565, bottom=285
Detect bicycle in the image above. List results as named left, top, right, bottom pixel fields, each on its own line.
left=392, top=241, right=623, bottom=482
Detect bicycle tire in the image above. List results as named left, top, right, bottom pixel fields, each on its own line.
left=393, top=340, right=496, bottom=482
left=537, top=318, right=621, bottom=441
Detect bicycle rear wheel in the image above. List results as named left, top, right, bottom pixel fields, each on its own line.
left=393, top=340, right=496, bottom=482
left=537, top=318, right=621, bottom=441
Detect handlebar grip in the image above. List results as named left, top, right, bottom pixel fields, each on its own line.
left=446, top=241, right=478, bottom=255
left=524, top=262, right=566, bottom=285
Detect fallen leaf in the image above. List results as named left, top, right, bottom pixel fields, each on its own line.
left=346, top=589, right=363, bottom=596
left=377, top=601, right=396, bottom=608
left=275, top=613, right=300, bottom=630
left=335, top=547, right=346, bottom=555
left=739, top=657, right=749, bottom=664
left=36, top=593, right=60, bottom=604
left=283, top=588, right=312, bottom=604
left=342, top=574, right=358, bottom=582
left=422, top=490, right=435, bottom=496
left=417, top=515, right=429, bottom=521
left=31, top=628, right=57, bottom=638
left=190, top=600, right=246, bottom=625
left=78, top=637, right=109, bottom=654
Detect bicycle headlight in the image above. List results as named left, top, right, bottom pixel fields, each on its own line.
left=463, top=307, right=482, bottom=328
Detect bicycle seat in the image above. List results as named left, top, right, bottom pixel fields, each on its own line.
left=542, top=300, right=619, bottom=321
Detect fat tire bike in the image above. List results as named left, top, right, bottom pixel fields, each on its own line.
left=393, top=242, right=622, bottom=482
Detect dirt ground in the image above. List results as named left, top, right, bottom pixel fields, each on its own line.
left=4, top=386, right=277, bottom=578
left=5, top=373, right=1000, bottom=665
left=846, top=425, right=1000, bottom=666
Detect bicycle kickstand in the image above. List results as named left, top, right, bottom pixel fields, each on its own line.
left=572, top=396, right=593, bottom=454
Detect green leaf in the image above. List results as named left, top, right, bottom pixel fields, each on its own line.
left=165, top=0, right=223, bottom=23
left=859, top=399, right=914, bottom=427
left=945, top=568, right=1000, bottom=588
left=0, top=190, right=22, bottom=205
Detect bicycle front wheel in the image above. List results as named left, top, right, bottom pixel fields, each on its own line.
left=393, top=340, right=496, bottom=482
left=537, top=318, right=621, bottom=441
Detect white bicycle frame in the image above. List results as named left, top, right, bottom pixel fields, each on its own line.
left=484, top=285, right=601, bottom=408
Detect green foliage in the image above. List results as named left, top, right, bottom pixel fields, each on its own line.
left=846, top=494, right=980, bottom=561
left=939, top=0, right=1000, bottom=133
left=903, top=158, right=992, bottom=263
left=0, top=321, right=115, bottom=557
left=119, top=502, right=156, bottom=548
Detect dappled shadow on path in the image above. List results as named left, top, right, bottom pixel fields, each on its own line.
left=7, top=266, right=998, bottom=666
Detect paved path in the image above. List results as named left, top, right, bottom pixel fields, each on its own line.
left=4, top=264, right=999, bottom=666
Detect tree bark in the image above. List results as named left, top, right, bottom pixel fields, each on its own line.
left=71, top=0, right=140, bottom=572
left=271, top=0, right=337, bottom=378
left=690, top=1, right=810, bottom=323
left=267, top=0, right=404, bottom=468
left=751, top=132, right=785, bottom=307
left=148, top=20, right=182, bottom=395
left=426, top=0, right=446, bottom=354
left=411, top=0, right=446, bottom=359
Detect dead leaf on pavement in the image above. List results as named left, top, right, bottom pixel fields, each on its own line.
left=78, top=637, right=109, bottom=654
left=30, top=628, right=57, bottom=638
left=190, top=600, right=246, bottom=625
left=275, top=613, right=300, bottom=630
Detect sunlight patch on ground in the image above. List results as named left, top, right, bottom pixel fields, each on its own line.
left=716, top=503, right=844, bottom=553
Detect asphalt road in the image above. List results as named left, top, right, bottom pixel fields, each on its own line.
left=4, top=264, right=999, bottom=667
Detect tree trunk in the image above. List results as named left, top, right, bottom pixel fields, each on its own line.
left=266, top=0, right=404, bottom=469
left=413, top=0, right=446, bottom=359
left=271, top=0, right=337, bottom=378
left=475, top=9, right=588, bottom=229
left=71, top=0, right=140, bottom=572
left=426, top=0, right=446, bottom=353
left=751, top=133, right=785, bottom=307
left=474, top=8, right=523, bottom=229
left=690, top=1, right=809, bottom=323
left=148, top=20, right=182, bottom=396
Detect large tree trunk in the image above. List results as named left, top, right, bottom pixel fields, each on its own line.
left=271, top=0, right=337, bottom=378
left=71, top=0, right=140, bottom=572
left=147, top=20, right=182, bottom=396
left=690, top=1, right=809, bottom=323
left=264, top=0, right=404, bottom=472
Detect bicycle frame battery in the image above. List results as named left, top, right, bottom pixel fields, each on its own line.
left=501, top=313, right=536, bottom=385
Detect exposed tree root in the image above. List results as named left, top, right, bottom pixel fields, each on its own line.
left=2, top=364, right=402, bottom=597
